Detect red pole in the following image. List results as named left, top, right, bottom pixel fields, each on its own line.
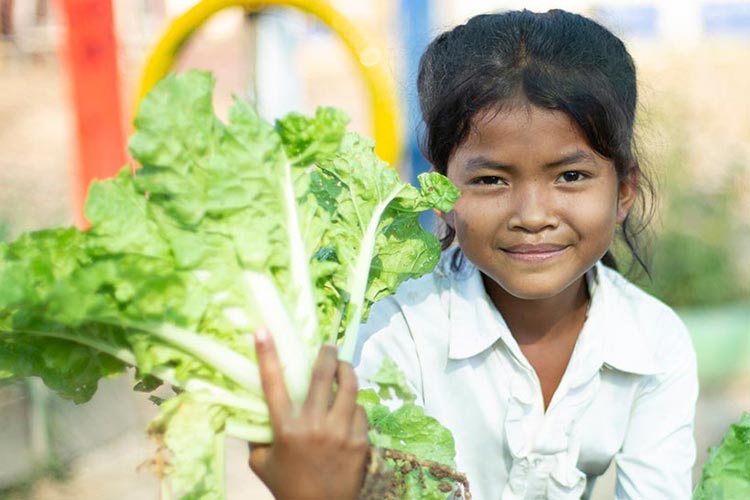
left=58, top=0, right=126, bottom=227
left=1, top=0, right=14, bottom=36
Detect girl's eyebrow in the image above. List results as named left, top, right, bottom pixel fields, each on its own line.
left=463, top=156, right=513, bottom=172
left=463, top=149, right=598, bottom=173
left=545, top=149, right=598, bottom=169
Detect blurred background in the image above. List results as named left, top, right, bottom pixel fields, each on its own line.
left=0, top=0, right=748, bottom=498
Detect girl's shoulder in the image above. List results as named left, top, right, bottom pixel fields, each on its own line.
left=595, top=263, right=696, bottom=372
left=597, top=264, right=685, bottom=327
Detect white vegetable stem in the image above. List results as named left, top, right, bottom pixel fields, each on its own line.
left=18, top=328, right=268, bottom=418
left=244, top=270, right=311, bottom=404
left=171, top=373, right=269, bottom=420
left=125, top=321, right=262, bottom=395
left=338, top=184, right=406, bottom=361
left=282, top=160, right=318, bottom=346
left=225, top=417, right=273, bottom=443
left=236, top=159, right=321, bottom=406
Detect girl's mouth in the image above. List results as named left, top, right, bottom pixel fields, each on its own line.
left=501, top=244, right=570, bottom=263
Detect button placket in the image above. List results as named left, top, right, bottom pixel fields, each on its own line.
left=506, top=457, right=530, bottom=496
left=497, top=350, right=542, bottom=500
left=543, top=375, right=601, bottom=498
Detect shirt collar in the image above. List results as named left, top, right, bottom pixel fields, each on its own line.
left=446, top=258, right=663, bottom=376
left=447, top=262, right=514, bottom=360
left=587, top=262, right=663, bottom=375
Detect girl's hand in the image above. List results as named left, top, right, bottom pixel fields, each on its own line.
left=248, top=328, right=370, bottom=500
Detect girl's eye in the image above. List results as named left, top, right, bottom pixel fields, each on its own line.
left=475, top=176, right=506, bottom=185
left=558, top=171, right=587, bottom=183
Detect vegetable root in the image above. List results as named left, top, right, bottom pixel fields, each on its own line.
left=358, top=446, right=472, bottom=500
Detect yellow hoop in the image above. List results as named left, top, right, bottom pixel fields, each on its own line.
left=137, top=0, right=403, bottom=167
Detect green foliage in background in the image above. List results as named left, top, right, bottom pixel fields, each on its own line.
left=647, top=159, right=749, bottom=308
left=0, top=221, right=9, bottom=243
left=679, top=304, right=750, bottom=387
left=617, top=106, right=749, bottom=309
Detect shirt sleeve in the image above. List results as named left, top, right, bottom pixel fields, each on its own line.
left=352, top=297, right=425, bottom=406
left=614, top=312, right=699, bottom=499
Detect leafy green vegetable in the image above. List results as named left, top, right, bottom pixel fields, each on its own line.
left=357, top=359, right=469, bottom=499
left=694, top=412, right=750, bottom=499
left=0, top=70, right=462, bottom=498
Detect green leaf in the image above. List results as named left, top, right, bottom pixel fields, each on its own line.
left=357, top=388, right=392, bottom=430
left=694, top=413, right=750, bottom=499
left=416, top=171, right=461, bottom=213
left=134, top=374, right=163, bottom=392
left=275, top=107, right=348, bottom=166
left=368, top=357, right=416, bottom=404
left=85, top=169, right=172, bottom=258
left=0, top=334, right=126, bottom=403
left=360, top=362, right=460, bottom=499
left=376, top=404, right=456, bottom=466
left=0, top=227, right=87, bottom=311
left=308, top=133, right=457, bottom=358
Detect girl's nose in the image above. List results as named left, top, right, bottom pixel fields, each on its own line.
left=506, top=186, right=559, bottom=233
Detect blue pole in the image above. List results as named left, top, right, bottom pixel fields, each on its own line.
left=399, top=0, right=432, bottom=183
left=399, top=0, right=436, bottom=229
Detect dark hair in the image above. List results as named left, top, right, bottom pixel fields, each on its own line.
left=417, top=9, right=654, bottom=276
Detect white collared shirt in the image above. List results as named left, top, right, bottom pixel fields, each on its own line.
left=354, top=250, right=698, bottom=500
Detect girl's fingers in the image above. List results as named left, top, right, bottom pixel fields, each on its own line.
left=301, top=344, right=339, bottom=419
left=351, top=404, right=370, bottom=442
left=248, top=443, right=271, bottom=476
left=329, top=360, right=359, bottom=426
left=254, top=327, right=292, bottom=431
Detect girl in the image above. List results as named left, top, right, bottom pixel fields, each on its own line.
left=249, top=9, right=698, bottom=500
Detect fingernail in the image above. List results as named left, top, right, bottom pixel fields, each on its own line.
left=255, top=327, right=269, bottom=344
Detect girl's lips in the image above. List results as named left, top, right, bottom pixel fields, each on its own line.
left=501, top=244, right=570, bottom=262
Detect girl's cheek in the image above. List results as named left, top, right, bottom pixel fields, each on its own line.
left=571, top=190, right=620, bottom=231
left=449, top=195, right=471, bottom=220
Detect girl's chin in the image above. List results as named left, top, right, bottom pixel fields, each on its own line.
left=484, top=274, right=584, bottom=302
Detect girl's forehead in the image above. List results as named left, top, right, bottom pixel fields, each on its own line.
left=444, top=104, right=615, bottom=176
left=466, top=104, right=584, bottom=146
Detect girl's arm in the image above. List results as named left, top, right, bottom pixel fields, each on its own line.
left=614, top=317, right=699, bottom=499
left=248, top=328, right=369, bottom=500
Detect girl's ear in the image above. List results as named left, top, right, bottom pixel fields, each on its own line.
left=434, top=208, right=455, bottom=227
left=617, top=165, right=639, bottom=223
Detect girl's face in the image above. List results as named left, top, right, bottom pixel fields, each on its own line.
left=444, top=104, right=636, bottom=302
